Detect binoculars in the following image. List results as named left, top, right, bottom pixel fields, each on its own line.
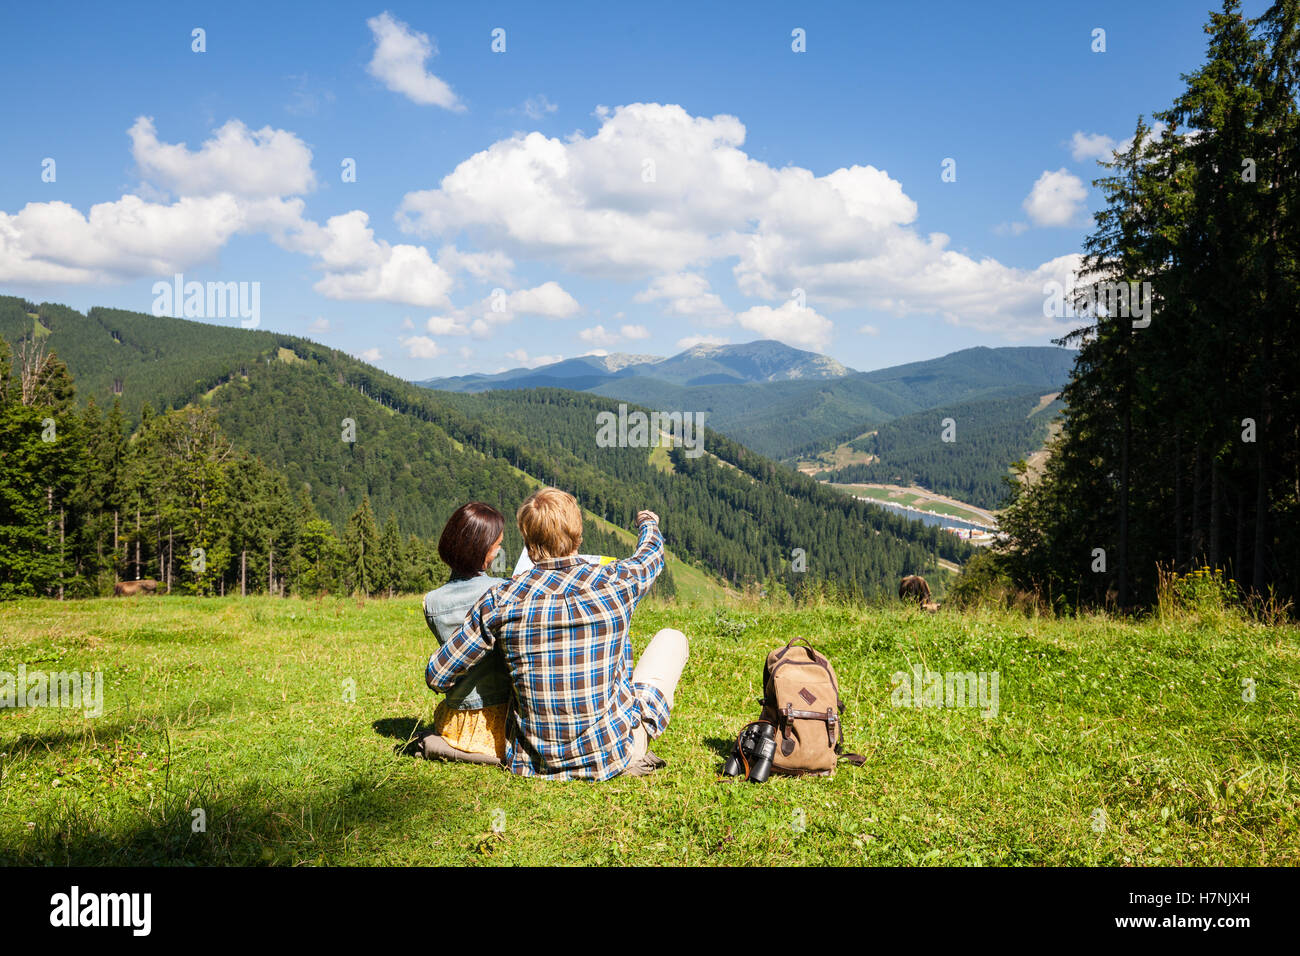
left=722, top=720, right=777, bottom=783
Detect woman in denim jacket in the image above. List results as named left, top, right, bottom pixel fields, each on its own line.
left=421, top=502, right=511, bottom=763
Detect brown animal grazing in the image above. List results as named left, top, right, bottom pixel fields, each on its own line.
left=898, top=575, right=931, bottom=604
left=114, top=579, right=159, bottom=596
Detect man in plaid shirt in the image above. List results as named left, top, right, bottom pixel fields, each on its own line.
left=425, top=488, right=689, bottom=780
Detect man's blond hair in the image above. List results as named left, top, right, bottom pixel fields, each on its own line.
left=517, top=487, right=583, bottom=561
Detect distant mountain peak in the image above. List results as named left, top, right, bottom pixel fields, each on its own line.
left=664, top=339, right=853, bottom=382
left=586, top=352, right=663, bottom=372
left=684, top=343, right=725, bottom=357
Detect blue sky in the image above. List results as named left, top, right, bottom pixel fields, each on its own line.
left=0, top=0, right=1263, bottom=376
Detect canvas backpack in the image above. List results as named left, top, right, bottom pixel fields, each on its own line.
left=759, top=638, right=864, bottom=776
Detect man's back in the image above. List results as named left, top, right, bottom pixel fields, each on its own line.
left=427, top=519, right=668, bottom=780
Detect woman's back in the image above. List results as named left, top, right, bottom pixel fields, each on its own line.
left=423, top=574, right=510, bottom=710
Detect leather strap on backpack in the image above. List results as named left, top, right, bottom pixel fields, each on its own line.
left=778, top=703, right=844, bottom=749
left=775, top=637, right=819, bottom=662
left=781, top=704, right=836, bottom=723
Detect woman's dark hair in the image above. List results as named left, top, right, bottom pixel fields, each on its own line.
left=438, top=502, right=505, bottom=578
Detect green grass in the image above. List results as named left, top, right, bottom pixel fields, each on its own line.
left=912, top=500, right=989, bottom=522
left=1, top=596, right=1297, bottom=866
left=844, top=486, right=919, bottom=505
left=647, top=441, right=675, bottom=474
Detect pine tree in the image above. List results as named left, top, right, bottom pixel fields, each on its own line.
left=292, top=517, right=343, bottom=596
left=378, top=512, right=403, bottom=597
left=343, top=496, right=380, bottom=596
left=130, top=407, right=234, bottom=594
left=0, top=336, right=83, bottom=598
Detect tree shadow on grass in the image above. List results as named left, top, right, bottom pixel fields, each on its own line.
left=0, top=773, right=446, bottom=866
left=2, top=710, right=480, bottom=866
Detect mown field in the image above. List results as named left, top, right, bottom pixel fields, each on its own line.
left=1, top=595, right=1296, bottom=866
left=829, top=483, right=994, bottom=525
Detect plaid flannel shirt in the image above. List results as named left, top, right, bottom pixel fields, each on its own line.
left=425, top=519, right=669, bottom=780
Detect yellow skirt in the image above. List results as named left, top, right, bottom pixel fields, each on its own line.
left=433, top=700, right=509, bottom=760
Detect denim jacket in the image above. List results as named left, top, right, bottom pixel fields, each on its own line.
left=423, top=574, right=511, bottom=710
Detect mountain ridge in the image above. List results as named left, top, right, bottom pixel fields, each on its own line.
left=418, top=336, right=1076, bottom=462
left=419, top=338, right=854, bottom=391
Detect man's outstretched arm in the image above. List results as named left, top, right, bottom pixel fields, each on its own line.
left=615, top=510, right=664, bottom=601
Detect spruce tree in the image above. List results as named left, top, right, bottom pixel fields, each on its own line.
left=343, top=496, right=380, bottom=596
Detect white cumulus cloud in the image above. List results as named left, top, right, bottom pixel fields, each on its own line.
left=1073, top=122, right=1171, bottom=164
left=0, top=193, right=245, bottom=283
left=734, top=300, right=833, bottom=351
left=280, top=209, right=455, bottom=308
left=504, top=349, right=563, bottom=369
left=506, top=280, right=579, bottom=318
left=634, top=272, right=729, bottom=319
left=366, top=12, right=463, bottom=111
left=1023, top=169, right=1088, bottom=227
left=423, top=280, right=580, bottom=338
left=436, top=245, right=514, bottom=284
left=397, top=102, right=1082, bottom=338
left=129, top=116, right=317, bottom=198
left=1070, top=131, right=1118, bottom=162
left=426, top=314, right=469, bottom=335
left=401, top=335, right=445, bottom=359
left=579, top=325, right=619, bottom=346
left=0, top=118, right=469, bottom=311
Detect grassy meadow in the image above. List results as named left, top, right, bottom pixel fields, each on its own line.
left=1, top=594, right=1297, bottom=866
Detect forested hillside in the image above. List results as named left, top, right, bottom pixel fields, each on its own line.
left=815, top=391, right=1063, bottom=510
left=0, top=296, right=970, bottom=601
left=0, top=298, right=280, bottom=425
left=432, top=388, right=970, bottom=590
left=588, top=374, right=913, bottom=460
left=0, top=334, right=676, bottom=601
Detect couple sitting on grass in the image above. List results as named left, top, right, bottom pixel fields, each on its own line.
left=420, top=487, right=689, bottom=780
